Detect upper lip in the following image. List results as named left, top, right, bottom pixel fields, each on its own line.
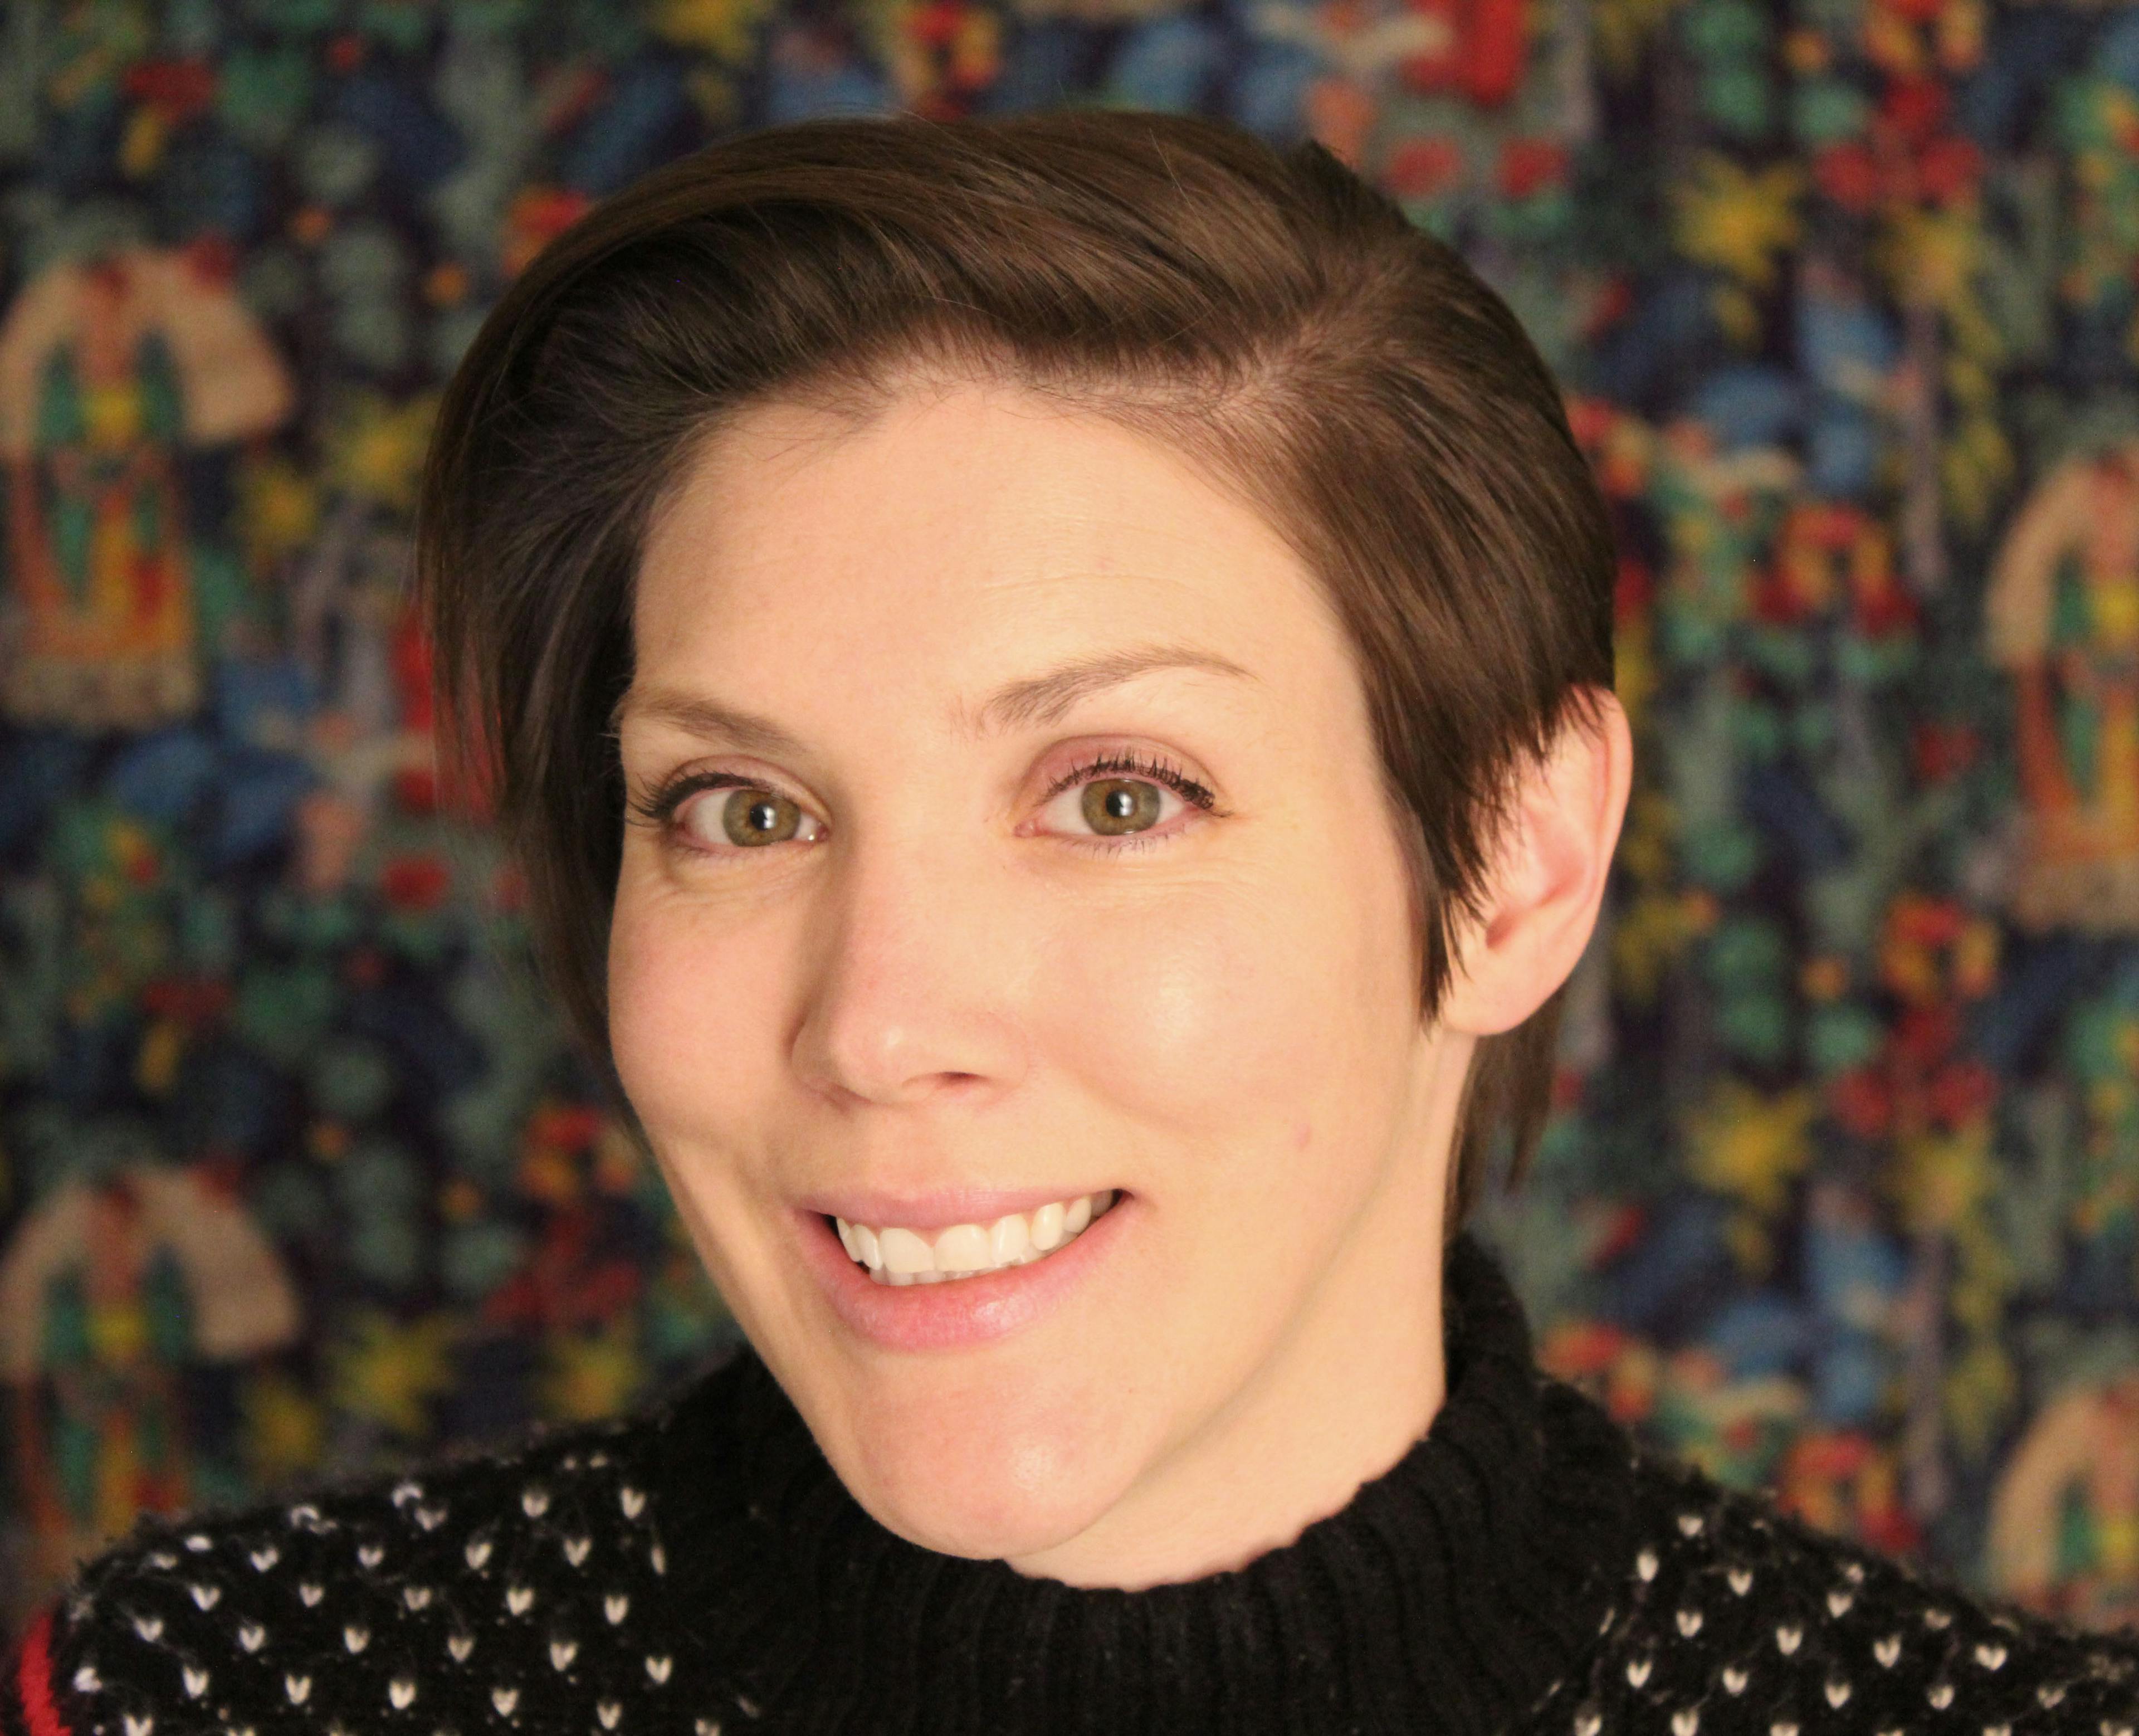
left=795, top=1185, right=1121, bottom=1233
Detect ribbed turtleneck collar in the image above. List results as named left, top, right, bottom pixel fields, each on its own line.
left=643, top=1233, right=1639, bottom=1734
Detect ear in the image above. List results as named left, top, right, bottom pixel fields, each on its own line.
left=1436, top=689, right=1633, bottom=1037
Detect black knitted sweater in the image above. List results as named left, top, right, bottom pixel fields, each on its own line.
left=7, top=1236, right=2136, bottom=1735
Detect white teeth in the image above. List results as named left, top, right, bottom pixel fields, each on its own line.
left=988, top=1212, right=1029, bottom=1265
left=1030, top=1200, right=1066, bottom=1252
left=835, top=1191, right=1115, bottom=1285
left=878, top=1226, right=934, bottom=1275
left=933, top=1223, right=992, bottom=1273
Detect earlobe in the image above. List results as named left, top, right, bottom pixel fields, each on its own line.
left=1438, top=690, right=1633, bottom=1037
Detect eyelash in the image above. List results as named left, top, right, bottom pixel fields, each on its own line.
left=628, top=749, right=1219, bottom=861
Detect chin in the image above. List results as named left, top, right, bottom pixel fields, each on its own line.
left=817, top=1357, right=1135, bottom=1565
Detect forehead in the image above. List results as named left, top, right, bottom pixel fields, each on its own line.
left=632, top=379, right=1346, bottom=695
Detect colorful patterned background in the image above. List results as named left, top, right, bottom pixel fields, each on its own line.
left=2, top=0, right=2137, bottom=1642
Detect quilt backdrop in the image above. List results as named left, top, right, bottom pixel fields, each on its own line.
left=2, top=0, right=2138, bottom=1641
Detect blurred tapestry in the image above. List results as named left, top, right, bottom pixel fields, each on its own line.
left=1, top=0, right=2137, bottom=1642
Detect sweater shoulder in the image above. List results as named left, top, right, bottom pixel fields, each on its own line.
left=20, top=1387, right=695, bottom=1736
left=1525, top=1431, right=2139, bottom=1736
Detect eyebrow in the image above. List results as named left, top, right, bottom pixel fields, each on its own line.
left=612, top=644, right=1257, bottom=754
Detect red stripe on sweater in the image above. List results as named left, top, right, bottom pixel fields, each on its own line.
left=13, top=1609, right=70, bottom=1736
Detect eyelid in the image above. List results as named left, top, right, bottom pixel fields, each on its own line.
left=1032, top=747, right=1215, bottom=813
left=634, top=768, right=778, bottom=822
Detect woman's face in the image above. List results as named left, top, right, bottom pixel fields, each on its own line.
left=611, top=377, right=1473, bottom=1588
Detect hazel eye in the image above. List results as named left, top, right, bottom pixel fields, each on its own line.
left=1080, top=778, right=1165, bottom=837
left=1039, top=771, right=1187, bottom=843
left=725, top=789, right=801, bottom=846
left=676, top=786, right=825, bottom=851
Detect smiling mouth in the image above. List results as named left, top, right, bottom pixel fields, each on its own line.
left=831, top=1190, right=1120, bottom=1286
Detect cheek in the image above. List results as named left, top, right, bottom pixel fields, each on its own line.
left=1036, top=872, right=1397, bottom=1140
left=606, top=875, right=777, bottom=1135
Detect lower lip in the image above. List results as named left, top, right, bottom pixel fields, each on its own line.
left=795, top=1196, right=1132, bottom=1352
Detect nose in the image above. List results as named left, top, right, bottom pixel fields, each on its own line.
left=788, top=831, right=1029, bottom=1109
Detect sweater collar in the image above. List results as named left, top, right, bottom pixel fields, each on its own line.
left=646, top=1232, right=1638, bottom=1733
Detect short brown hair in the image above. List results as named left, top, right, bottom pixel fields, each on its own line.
left=417, top=109, right=1616, bottom=1228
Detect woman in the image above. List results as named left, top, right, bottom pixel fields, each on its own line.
left=7, top=109, right=2136, bottom=1736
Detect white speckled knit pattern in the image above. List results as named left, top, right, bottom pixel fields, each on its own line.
left=1523, top=1447, right=2139, bottom=1736
left=22, top=1418, right=707, bottom=1736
